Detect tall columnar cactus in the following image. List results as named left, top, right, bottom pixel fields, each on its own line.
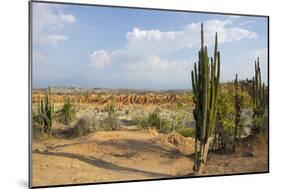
left=253, top=57, right=266, bottom=118
left=37, top=86, right=54, bottom=135
left=191, top=23, right=220, bottom=174
left=233, top=74, right=243, bottom=151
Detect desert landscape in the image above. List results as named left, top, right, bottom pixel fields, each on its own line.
left=31, top=86, right=268, bottom=187
left=31, top=3, right=268, bottom=187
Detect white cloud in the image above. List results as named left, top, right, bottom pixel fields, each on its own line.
left=60, top=14, right=76, bottom=23
left=37, top=34, right=68, bottom=46
left=33, top=3, right=76, bottom=46
left=89, top=50, right=111, bottom=68
left=89, top=19, right=257, bottom=72
left=239, top=20, right=255, bottom=26
left=123, top=19, right=257, bottom=57
left=184, top=19, right=257, bottom=44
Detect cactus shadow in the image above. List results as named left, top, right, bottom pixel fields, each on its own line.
left=33, top=150, right=174, bottom=178
left=95, top=138, right=183, bottom=159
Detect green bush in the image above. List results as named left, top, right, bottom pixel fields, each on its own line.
left=175, top=124, right=195, bottom=138
left=137, top=117, right=150, bottom=128
left=57, top=117, right=93, bottom=138
left=252, top=115, right=267, bottom=133
left=148, top=112, right=166, bottom=131
left=159, top=123, right=172, bottom=134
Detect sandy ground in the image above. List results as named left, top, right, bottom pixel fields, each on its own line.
left=32, top=130, right=268, bottom=187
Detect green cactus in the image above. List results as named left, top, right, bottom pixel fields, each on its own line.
left=253, top=57, right=266, bottom=118
left=191, top=23, right=220, bottom=174
left=59, top=97, right=76, bottom=125
left=37, top=86, right=54, bottom=135
left=252, top=57, right=267, bottom=133
left=233, top=74, right=243, bottom=151
left=104, top=102, right=120, bottom=131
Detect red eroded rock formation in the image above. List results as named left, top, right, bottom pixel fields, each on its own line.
left=32, top=92, right=189, bottom=106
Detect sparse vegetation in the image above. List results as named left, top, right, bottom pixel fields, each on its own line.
left=57, top=97, right=76, bottom=125
left=147, top=112, right=167, bottom=131
left=175, top=124, right=195, bottom=138
left=56, top=117, right=93, bottom=138
left=31, top=18, right=269, bottom=186
left=103, top=102, right=120, bottom=131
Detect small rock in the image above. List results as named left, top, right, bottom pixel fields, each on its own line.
left=34, top=148, right=44, bottom=152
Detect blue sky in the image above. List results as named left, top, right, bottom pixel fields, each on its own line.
left=32, top=2, right=268, bottom=90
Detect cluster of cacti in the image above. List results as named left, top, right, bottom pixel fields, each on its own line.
left=253, top=57, right=266, bottom=118
left=104, top=102, right=119, bottom=130
left=59, top=97, right=76, bottom=125
left=191, top=23, right=220, bottom=174
left=36, top=86, right=54, bottom=135
left=105, top=102, right=116, bottom=118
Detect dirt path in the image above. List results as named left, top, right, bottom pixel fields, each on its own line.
left=32, top=130, right=268, bottom=187
left=32, top=130, right=194, bottom=187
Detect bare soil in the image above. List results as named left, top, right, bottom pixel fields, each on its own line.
left=32, top=130, right=268, bottom=187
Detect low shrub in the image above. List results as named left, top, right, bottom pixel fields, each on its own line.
left=99, top=116, right=120, bottom=131
left=134, top=117, right=149, bottom=128
left=175, top=124, right=195, bottom=138
left=57, top=117, right=94, bottom=138
left=252, top=115, right=267, bottom=134
left=148, top=112, right=166, bottom=130
left=159, top=123, right=172, bottom=134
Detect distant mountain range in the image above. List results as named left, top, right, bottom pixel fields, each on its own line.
left=33, top=86, right=192, bottom=94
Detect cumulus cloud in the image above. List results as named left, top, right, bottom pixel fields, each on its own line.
left=33, top=3, right=76, bottom=46
left=89, top=19, right=257, bottom=72
left=124, top=19, right=257, bottom=55
left=89, top=50, right=111, bottom=68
